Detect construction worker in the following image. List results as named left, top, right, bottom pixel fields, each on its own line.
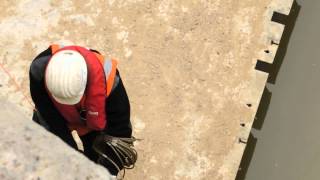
left=29, top=44, right=137, bottom=178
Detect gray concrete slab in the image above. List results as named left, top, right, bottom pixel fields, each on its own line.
left=244, top=1, right=320, bottom=180
left=0, top=98, right=112, bottom=180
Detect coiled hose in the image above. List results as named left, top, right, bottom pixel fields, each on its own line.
left=92, top=134, right=138, bottom=179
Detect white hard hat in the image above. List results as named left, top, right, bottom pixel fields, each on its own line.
left=45, top=50, right=87, bottom=105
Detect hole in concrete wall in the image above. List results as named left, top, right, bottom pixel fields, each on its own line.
left=246, top=103, right=252, bottom=107
left=271, top=40, right=279, bottom=45
left=240, top=123, right=246, bottom=127
left=238, top=138, right=247, bottom=144
left=271, top=11, right=287, bottom=25
left=264, top=50, right=270, bottom=54
left=255, top=60, right=272, bottom=74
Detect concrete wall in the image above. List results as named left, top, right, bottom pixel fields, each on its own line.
left=0, top=98, right=112, bottom=180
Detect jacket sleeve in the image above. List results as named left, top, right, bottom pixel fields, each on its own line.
left=29, top=48, right=77, bottom=148
left=104, top=70, right=132, bottom=138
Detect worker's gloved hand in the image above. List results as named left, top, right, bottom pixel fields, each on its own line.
left=92, top=133, right=138, bottom=178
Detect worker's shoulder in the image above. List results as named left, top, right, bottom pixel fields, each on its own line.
left=29, top=48, right=52, bottom=81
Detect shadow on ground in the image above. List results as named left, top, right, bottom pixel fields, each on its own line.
left=235, top=1, right=301, bottom=180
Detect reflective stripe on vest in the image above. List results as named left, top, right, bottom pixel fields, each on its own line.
left=105, top=59, right=118, bottom=97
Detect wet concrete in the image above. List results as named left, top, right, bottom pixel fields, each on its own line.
left=241, top=1, right=320, bottom=180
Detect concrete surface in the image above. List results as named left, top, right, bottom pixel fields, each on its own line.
left=0, top=98, right=112, bottom=180
left=0, top=0, right=294, bottom=179
left=244, top=1, right=320, bottom=180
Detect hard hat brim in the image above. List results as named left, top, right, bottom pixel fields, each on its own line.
left=52, top=94, right=83, bottom=105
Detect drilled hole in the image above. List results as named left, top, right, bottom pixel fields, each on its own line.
left=271, top=40, right=279, bottom=45
left=240, top=123, right=246, bottom=127
left=246, top=103, right=252, bottom=107
left=264, top=50, right=270, bottom=54
left=238, top=138, right=247, bottom=144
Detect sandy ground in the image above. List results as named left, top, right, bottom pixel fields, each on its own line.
left=0, top=0, right=293, bottom=179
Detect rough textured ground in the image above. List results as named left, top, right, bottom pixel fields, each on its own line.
left=0, top=98, right=112, bottom=180
left=0, top=0, right=293, bottom=179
